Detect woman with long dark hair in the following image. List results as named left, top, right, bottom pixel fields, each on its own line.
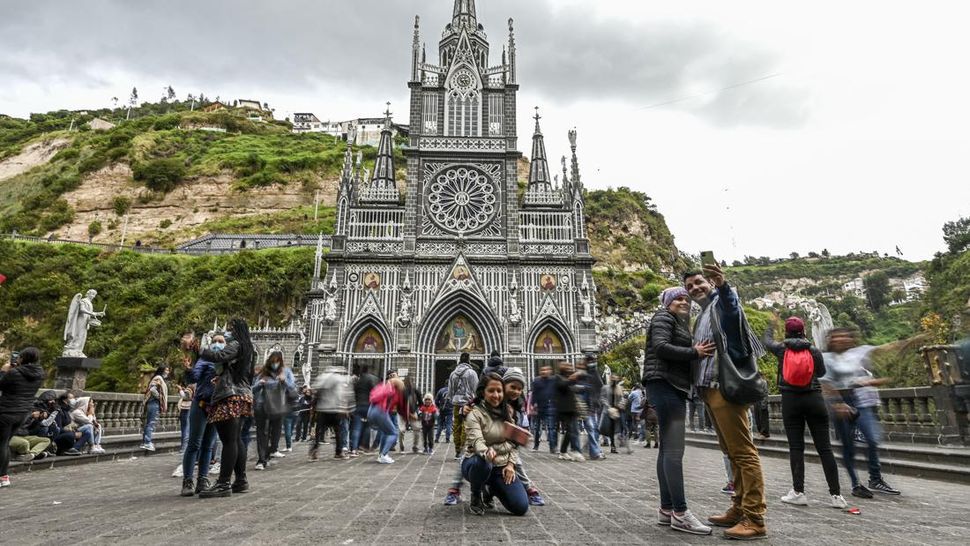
left=199, top=317, right=255, bottom=499
left=141, top=365, right=169, bottom=451
left=1, top=347, right=45, bottom=488
left=643, top=287, right=715, bottom=535
left=461, top=372, right=528, bottom=516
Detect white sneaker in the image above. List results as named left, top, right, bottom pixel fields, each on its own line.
left=208, top=462, right=221, bottom=474
left=557, top=453, right=571, bottom=461
left=283, top=447, right=292, bottom=453
left=670, top=510, right=713, bottom=536
left=0, top=475, right=10, bottom=487
left=377, top=454, right=395, bottom=464
left=91, top=446, right=106, bottom=455
left=143, top=443, right=156, bottom=452
left=171, top=465, right=184, bottom=478
left=255, top=463, right=265, bottom=470
left=831, top=494, right=848, bottom=509
left=569, top=452, right=586, bottom=462
left=781, top=489, right=808, bottom=506
left=270, top=451, right=286, bottom=458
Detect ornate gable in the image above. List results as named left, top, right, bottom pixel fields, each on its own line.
left=427, top=253, right=490, bottom=310
left=351, top=291, right=388, bottom=327
left=534, top=293, right=566, bottom=324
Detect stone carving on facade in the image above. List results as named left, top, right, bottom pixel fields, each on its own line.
left=63, top=289, right=106, bottom=358
left=508, top=273, right=522, bottom=326
left=397, top=272, right=414, bottom=328
left=579, top=273, right=594, bottom=325
left=323, top=272, right=339, bottom=325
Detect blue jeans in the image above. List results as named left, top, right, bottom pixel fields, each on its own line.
left=646, top=380, right=689, bottom=513
left=240, top=415, right=254, bottom=453
left=73, top=424, right=96, bottom=451
left=284, top=412, right=297, bottom=449
left=340, top=416, right=350, bottom=452
left=834, top=406, right=883, bottom=487
left=540, top=411, right=558, bottom=452
left=179, top=409, right=190, bottom=451
left=367, top=405, right=398, bottom=456
left=461, top=454, right=529, bottom=516
left=435, top=409, right=453, bottom=442
left=350, top=406, right=372, bottom=451
left=581, top=414, right=603, bottom=458
left=143, top=399, right=161, bottom=445
left=182, top=402, right=216, bottom=479
left=558, top=415, right=582, bottom=453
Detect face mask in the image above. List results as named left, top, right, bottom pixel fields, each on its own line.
left=224, top=332, right=234, bottom=341
left=269, top=364, right=281, bottom=373
left=209, top=343, right=226, bottom=352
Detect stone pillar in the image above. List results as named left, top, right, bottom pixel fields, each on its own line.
left=53, top=357, right=102, bottom=391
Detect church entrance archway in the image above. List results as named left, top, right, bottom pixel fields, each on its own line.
left=345, top=323, right=391, bottom=379
left=416, top=294, right=502, bottom=394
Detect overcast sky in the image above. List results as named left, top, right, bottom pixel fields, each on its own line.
left=2, top=0, right=968, bottom=261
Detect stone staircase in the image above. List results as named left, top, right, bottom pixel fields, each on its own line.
left=684, top=430, right=970, bottom=484
left=7, top=431, right=182, bottom=475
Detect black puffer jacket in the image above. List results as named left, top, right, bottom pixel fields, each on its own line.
left=201, top=340, right=254, bottom=405
left=642, top=309, right=697, bottom=394
left=0, top=362, right=45, bottom=416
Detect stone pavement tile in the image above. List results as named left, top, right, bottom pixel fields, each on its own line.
left=2, top=442, right=970, bottom=545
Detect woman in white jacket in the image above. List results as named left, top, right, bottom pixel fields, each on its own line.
left=70, top=397, right=105, bottom=454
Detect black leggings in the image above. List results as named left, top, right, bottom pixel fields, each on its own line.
left=0, top=413, right=22, bottom=476
left=214, top=417, right=247, bottom=484
left=782, top=390, right=841, bottom=495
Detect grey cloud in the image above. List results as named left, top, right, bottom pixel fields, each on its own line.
left=0, top=0, right=810, bottom=127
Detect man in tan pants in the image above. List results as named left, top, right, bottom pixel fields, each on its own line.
left=684, top=264, right=768, bottom=540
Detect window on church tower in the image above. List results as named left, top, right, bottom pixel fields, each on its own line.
left=423, top=93, right=439, bottom=134
left=488, top=94, right=503, bottom=136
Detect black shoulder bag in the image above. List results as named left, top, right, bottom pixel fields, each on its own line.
left=710, top=305, right=768, bottom=405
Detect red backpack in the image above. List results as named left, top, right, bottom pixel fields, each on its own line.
left=782, top=349, right=815, bottom=387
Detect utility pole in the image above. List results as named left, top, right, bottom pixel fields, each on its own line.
left=313, top=190, right=320, bottom=222
left=119, top=214, right=130, bottom=247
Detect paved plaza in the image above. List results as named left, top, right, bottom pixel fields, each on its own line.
left=2, top=439, right=969, bottom=545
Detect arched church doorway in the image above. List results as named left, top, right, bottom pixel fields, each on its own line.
left=347, top=325, right=390, bottom=379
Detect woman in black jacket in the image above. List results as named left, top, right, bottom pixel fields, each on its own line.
left=643, top=288, right=715, bottom=536
left=0, top=347, right=45, bottom=486
left=763, top=317, right=845, bottom=509
left=198, top=318, right=256, bottom=499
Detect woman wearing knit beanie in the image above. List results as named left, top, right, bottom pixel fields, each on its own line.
left=642, top=287, right=716, bottom=536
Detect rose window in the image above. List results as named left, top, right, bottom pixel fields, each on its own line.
left=427, top=166, right=497, bottom=234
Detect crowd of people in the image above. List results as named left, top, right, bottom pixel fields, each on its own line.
left=0, top=263, right=908, bottom=541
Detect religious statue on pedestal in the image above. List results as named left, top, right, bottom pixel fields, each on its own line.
left=62, top=289, right=106, bottom=358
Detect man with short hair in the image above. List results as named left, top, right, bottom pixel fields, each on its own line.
left=530, top=365, right=557, bottom=453
left=447, top=352, right=479, bottom=459
left=434, top=384, right=453, bottom=444
left=684, top=264, right=768, bottom=540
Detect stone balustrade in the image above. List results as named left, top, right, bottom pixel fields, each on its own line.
left=766, top=384, right=965, bottom=445
left=40, top=389, right=182, bottom=436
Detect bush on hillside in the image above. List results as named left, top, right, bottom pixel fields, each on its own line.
left=133, top=158, right=186, bottom=193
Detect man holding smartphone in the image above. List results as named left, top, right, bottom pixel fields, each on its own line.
left=683, top=262, right=768, bottom=540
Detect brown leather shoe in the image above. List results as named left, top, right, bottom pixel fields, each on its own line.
left=723, top=516, right=767, bottom=540
left=707, top=505, right=743, bottom=528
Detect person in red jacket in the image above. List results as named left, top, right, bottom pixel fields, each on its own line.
left=418, top=394, right=438, bottom=455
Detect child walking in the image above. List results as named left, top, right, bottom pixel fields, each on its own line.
left=419, top=394, right=438, bottom=455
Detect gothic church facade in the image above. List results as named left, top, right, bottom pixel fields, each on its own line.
left=305, top=0, right=597, bottom=393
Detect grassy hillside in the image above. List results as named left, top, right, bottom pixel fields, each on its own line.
left=0, top=239, right=313, bottom=392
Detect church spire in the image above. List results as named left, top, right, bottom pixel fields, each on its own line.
left=453, top=0, right=477, bottom=29
left=359, top=103, right=399, bottom=204
left=528, top=107, right=551, bottom=191
left=569, top=128, right=583, bottom=192
left=411, top=15, right=422, bottom=82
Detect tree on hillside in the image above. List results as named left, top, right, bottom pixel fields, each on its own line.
left=822, top=248, right=830, bottom=258
left=126, top=87, right=138, bottom=120
left=111, top=96, right=119, bottom=110
left=166, top=86, right=176, bottom=102
left=790, top=252, right=800, bottom=260
left=864, top=271, right=891, bottom=311
left=942, top=216, right=970, bottom=254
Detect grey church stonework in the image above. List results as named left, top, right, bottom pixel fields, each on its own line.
left=304, top=0, right=596, bottom=393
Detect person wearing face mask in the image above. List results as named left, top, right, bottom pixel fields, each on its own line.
left=178, top=331, right=221, bottom=497
left=643, top=287, right=715, bottom=536
left=140, top=365, right=170, bottom=451
left=251, top=352, right=296, bottom=470
left=198, top=318, right=256, bottom=499
left=1, top=347, right=46, bottom=488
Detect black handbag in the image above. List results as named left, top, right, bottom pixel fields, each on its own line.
left=597, top=408, right=614, bottom=437
left=710, top=305, right=768, bottom=405
left=262, top=382, right=290, bottom=416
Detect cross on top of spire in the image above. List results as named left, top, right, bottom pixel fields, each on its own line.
left=533, top=106, right=543, bottom=134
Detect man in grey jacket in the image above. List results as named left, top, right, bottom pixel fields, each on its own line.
left=447, top=352, right=479, bottom=459
left=311, top=366, right=353, bottom=460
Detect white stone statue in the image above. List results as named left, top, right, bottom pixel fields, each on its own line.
left=397, top=293, right=413, bottom=327
left=63, top=289, right=106, bottom=358
left=324, top=293, right=338, bottom=325
left=580, top=293, right=594, bottom=325
left=509, top=295, right=521, bottom=326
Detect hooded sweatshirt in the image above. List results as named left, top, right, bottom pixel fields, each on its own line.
left=0, top=361, right=45, bottom=416
left=448, top=362, right=479, bottom=406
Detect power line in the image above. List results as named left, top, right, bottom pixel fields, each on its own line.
left=637, top=73, right=782, bottom=111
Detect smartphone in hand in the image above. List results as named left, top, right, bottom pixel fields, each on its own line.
left=701, top=250, right=717, bottom=268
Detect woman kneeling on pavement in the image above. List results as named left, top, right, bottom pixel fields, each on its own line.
left=461, top=372, right=529, bottom=516
left=643, top=287, right=715, bottom=535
